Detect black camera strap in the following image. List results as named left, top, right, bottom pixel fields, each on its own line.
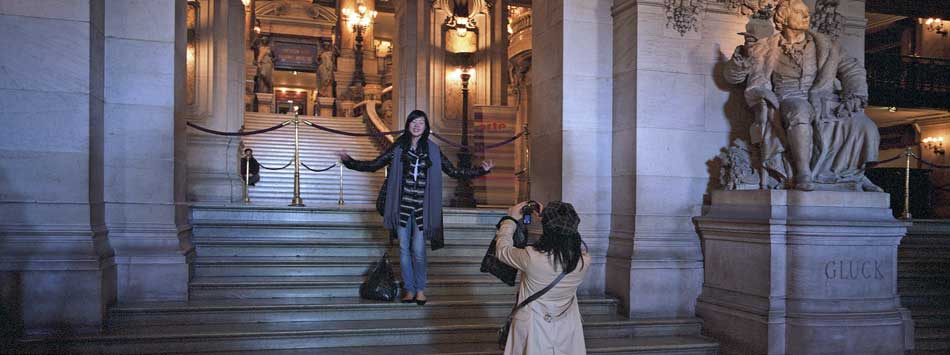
left=506, top=271, right=568, bottom=321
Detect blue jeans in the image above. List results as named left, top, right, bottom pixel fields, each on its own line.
left=397, top=217, right=426, bottom=292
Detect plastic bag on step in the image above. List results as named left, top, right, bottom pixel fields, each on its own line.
left=359, top=253, right=399, bottom=301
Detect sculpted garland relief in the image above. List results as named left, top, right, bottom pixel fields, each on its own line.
left=720, top=0, right=882, bottom=192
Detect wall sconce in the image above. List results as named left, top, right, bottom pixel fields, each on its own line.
left=241, top=0, right=251, bottom=8
left=923, top=136, right=946, bottom=155
left=920, top=18, right=948, bottom=36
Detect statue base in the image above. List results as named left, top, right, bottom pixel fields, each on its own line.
left=317, top=97, right=335, bottom=117
left=256, top=93, right=274, bottom=113
left=694, top=190, right=914, bottom=355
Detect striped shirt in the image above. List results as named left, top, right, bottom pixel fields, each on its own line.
left=400, top=146, right=427, bottom=231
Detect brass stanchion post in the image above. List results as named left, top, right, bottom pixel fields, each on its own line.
left=902, top=146, right=912, bottom=219
left=338, top=162, right=345, bottom=205
left=243, top=155, right=251, bottom=204
left=290, top=109, right=305, bottom=206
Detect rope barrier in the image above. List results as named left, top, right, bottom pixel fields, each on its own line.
left=301, top=161, right=337, bottom=173
left=258, top=158, right=294, bottom=171
left=187, top=121, right=289, bottom=136
left=304, top=120, right=404, bottom=137
left=864, top=153, right=906, bottom=168
left=431, top=131, right=526, bottom=151
left=910, top=153, right=950, bottom=169
left=304, top=119, right=525, bottom=151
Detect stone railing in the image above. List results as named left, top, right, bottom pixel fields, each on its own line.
left=355, top=99, right=394, bottom=151
left=867, top=53, right=950, bottom=109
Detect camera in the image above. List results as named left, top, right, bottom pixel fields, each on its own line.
left=521, top=201, right=540, bottom=225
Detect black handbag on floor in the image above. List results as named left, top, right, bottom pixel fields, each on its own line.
left=359, top=253, right=398, bottom=301
left=480, top=217, right=526, bottom=286
left=497, top=271, right=568, bottom=349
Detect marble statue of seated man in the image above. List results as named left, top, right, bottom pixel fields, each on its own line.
left=723, top=0, right=882, bottom=192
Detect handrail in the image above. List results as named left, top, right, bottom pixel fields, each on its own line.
left=357, top=99, right=394, bottom=144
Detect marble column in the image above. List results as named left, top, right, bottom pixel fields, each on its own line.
left=530, top=0, right=613, bottom=295
left=103, top=0, right=189, bottom=302
left=392, top=0, right=432, bottom=128
left=186, top=0, right=247, bottom=202
left=0, top=0, right=115, bottom=336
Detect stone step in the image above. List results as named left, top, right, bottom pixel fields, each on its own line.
left=193, top=239, right=495, bottom=257
left=190, top=204, right=505, bottom=225
left=192, top=219, right=499, bottom=238
left=106, top=296, right=619, bottom=327
left=900, top=291, right=950, bottom=307
left=188, top=275, right=516, bottom=299
left=19, top=315, right=708, bottom=353
left=915, top=327, right=950, bottom=352
left=193, top=255, right=488, bottom=277
left=177, top=335, right=719, bottom=355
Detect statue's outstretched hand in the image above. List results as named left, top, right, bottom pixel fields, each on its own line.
left=481, top=160, right=495, bottom=172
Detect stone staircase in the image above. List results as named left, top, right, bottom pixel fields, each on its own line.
left=900, top=220, right=950, bottom=353
left=241, top=112, right=385, bottom=205
left=17, top=204, right=719, bottom=354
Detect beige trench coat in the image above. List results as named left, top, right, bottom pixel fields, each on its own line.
left=494, top=220, right=591, bottom=355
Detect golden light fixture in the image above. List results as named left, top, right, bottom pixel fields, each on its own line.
left=446, top=15, right=477, bottom=37
left=241, top=0, right=251, bottom=8
left=921, top=18, right=948, bottom=36
left=452, top=67, right=475, bottom=80
left=342, top=0, right=377, bottom=33
left=923, top=136, right=946, bottom=155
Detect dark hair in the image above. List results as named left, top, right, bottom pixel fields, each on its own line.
left=394, top=110, right=432, bottom=164
left=244, top=148, right=253, bottom=154
left=533, top=201, right=587, bottom=273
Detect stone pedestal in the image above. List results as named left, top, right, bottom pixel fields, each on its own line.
left=695, top=190, right=914, bottom=355
left=256, top=93, right=274, bottom=113
left=338, top=100, right=355, bottom=117
left=317, top=97, right=335, bottom=117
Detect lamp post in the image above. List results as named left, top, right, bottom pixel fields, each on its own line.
left=343, top=0, right=376, bottom=90
left=452, top=67, right=476, bottom=207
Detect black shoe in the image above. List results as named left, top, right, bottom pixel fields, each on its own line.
left=415, top=297, right=427, bottom=306
left=401, top=295, right=416, bottom=303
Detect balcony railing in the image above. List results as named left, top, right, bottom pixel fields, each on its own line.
left=867, top=53, right=950, bottom=109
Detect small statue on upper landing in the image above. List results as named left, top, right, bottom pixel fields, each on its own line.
left=722, top=0, right=883, bottom=192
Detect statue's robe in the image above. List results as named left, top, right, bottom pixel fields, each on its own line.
left=724, top=30, right=880, bottom=189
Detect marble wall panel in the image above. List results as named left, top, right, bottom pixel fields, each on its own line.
left=0, top=152, right=90, bottom=203
left=0, top=90, right=93, bottom=153
left=634, top=175, right=709, bottom=216
left=105, top=39, right=175, bottom=108
left=104, top=0, right=176, bottom=42
left=562, top=76, right=613, bottom=131
left=0, top=15, right=90, bottom=94
left=636, top=128, right=730, bottom=178
left=0, top=0, right=90, bottom=22
left=636, top=71, right=706, bottom=130
left=563, top=20, right=613, bottom=78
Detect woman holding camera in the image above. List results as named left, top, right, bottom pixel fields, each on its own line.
left=494, top=201, right=591, bottom=355
left=338, top=110, right=493, bottom=305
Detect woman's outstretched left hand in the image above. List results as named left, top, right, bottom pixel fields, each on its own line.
left=481, top=160, right=495, bottom=172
